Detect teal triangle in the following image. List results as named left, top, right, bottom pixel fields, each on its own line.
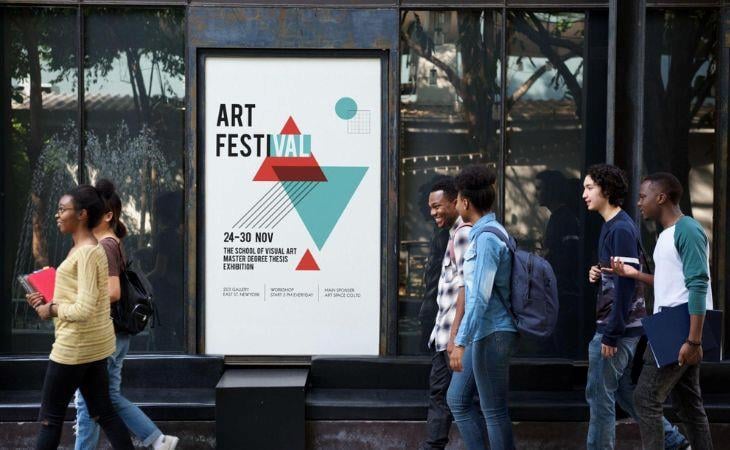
left=282, top=167, right=368, bottom=250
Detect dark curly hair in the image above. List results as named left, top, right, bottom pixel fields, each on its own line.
left=454, top=165, right=497, bottom=212
left=429, top=176, right=457, bottom=201
left=586, top=164, right=628, bottom=207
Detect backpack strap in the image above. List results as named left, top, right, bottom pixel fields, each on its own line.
left=483, top=226, right=517, bottom=253
left=447, top=221, right=472, bottom=263
left=104, top=237, right=127, bottom=274
left=475, top=226, right=519, bottom=325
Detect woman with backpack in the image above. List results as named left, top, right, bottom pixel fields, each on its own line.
left=25, top=185, right=133, bottom=450
left=446, top=165, right=518, bottom=450
left=74, top=179, right=179, bottom=450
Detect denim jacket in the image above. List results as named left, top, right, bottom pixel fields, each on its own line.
left=455, top=213, right=517, bottom=347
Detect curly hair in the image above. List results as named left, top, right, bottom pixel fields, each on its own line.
left=454, top=165, right=497, bottom=212
left=429, top=176, right=458, bottom=201
left=586, top=164, right=628, bottom=207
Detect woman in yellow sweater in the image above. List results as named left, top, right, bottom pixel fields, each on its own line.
left=26, top=184, right=133, bottom=450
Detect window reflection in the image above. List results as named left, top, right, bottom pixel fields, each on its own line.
left=2, top=7, right=78, bottom=353
left=399, top=10, right=503, bottom=355
left=643, top=9, right=717, bottom=250
left=504, top=12, right=589, bottom=358
left=84, top=8, right=186, bottom=351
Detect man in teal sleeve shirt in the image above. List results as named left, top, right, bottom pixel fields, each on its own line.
left=612, top=172, right=713, bottom=450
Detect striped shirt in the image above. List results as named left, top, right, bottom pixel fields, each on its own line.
left=429, top=217, right=471, bottom=351
left=50, top=244, right=116, bottom=365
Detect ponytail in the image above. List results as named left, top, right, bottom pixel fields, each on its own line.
left=94, top=178, right=128, bottom=239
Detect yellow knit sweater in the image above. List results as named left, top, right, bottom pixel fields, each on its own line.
left=50, top=244, right=115, bottom=365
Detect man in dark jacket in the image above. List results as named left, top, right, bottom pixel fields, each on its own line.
left=419, top=177, right=466, bottom=450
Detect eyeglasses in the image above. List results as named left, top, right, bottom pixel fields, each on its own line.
left=56, top=206, right=75, bottom=215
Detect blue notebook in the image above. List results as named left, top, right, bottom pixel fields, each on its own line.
left=641, top=303, right=722, bottom=368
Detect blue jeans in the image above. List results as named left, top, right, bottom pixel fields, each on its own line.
left=586, top=333, right=687, bottom=450
left=448, top=331, right=516, bottom=450
left=75, top=333, right=162, bottom=448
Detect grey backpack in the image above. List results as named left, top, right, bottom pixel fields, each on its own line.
left=483, top=226, right=559, bottom=339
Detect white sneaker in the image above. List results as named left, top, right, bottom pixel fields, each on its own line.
left=154, top=435, right=179, bottom=450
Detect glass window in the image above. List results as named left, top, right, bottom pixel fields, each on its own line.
left=504, top=11, right=592, bottom=359
left=84, top=8, right=186, bottom=352
left=399, top=10, right=503, bottom=355
left=1, top=7, right=79, bottom=354
left=398, top=10, right=607, bottom=358
left=0, top=7, right=185, bottom=354
left=643, top=9, right=718, bottom=253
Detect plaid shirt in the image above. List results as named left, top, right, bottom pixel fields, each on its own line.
left=428, top=217, right=471, bottom=351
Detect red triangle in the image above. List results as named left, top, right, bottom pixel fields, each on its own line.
left=280, top=116, right=301, bottom=135
left=295, top=249, right=320, bottom=271
left=253, top=155, right=326, bottom=182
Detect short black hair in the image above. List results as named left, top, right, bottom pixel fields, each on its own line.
left=454, top=165, right=497, bottom=212
left=586, top=164, right=628, bottom=206
left=643, top=172, right=683, bottom=205
left=429, top=176, right=457, bottom=201
left=66, top=184, right=105, bottom=229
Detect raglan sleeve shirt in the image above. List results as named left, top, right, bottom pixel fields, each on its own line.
left=675, top=218, right=710, bottom=315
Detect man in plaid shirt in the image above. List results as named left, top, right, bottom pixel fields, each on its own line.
left=420, top=178, right=475, bottom=450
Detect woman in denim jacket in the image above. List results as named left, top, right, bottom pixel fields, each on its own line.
left=446, top=165, right=518, bottom=450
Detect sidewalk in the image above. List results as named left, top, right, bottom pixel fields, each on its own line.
left=3, top=420, right=730, bottom=449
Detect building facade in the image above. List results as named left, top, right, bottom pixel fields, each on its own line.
left=2, top=0, right=729, bottom=448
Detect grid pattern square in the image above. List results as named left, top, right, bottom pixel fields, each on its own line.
left=347, top=110, right=371, bottom=134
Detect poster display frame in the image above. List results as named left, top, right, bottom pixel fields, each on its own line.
left=196, top=49, right=390, bottom=358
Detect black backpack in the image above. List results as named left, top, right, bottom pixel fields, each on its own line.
left=111, top=241, right=156, bottom=335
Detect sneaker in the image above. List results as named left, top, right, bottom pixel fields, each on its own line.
left=155, top=435, right=179, bottom=450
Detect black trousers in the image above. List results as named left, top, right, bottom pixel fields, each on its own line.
left=634, top=349, right=713, bottom=450
left=36, top=358, right=133, bottom=450
left=421, top=350, right=454, bottom=450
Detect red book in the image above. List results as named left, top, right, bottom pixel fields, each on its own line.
left=25, top=267, right=56, bottom=303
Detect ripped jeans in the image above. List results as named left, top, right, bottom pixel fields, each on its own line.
left=36, top=358, right=133, bottom=450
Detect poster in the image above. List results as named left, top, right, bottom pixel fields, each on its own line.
left=204, top=56, right=382, bottom=355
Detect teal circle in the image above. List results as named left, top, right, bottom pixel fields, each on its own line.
left=335, top=97, right=358, bottom=120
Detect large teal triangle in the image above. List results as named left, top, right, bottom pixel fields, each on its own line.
left=282, top=166, right=368, bottom=250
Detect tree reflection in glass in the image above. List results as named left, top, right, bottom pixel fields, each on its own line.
left=83, top=8, right=186, bottom=351
left=644, top=9, right=718, bottom=245
left=2, top=8, right=78, bottom=352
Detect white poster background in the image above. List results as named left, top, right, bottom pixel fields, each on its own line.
left=204, top=56, right=381, bottom=355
